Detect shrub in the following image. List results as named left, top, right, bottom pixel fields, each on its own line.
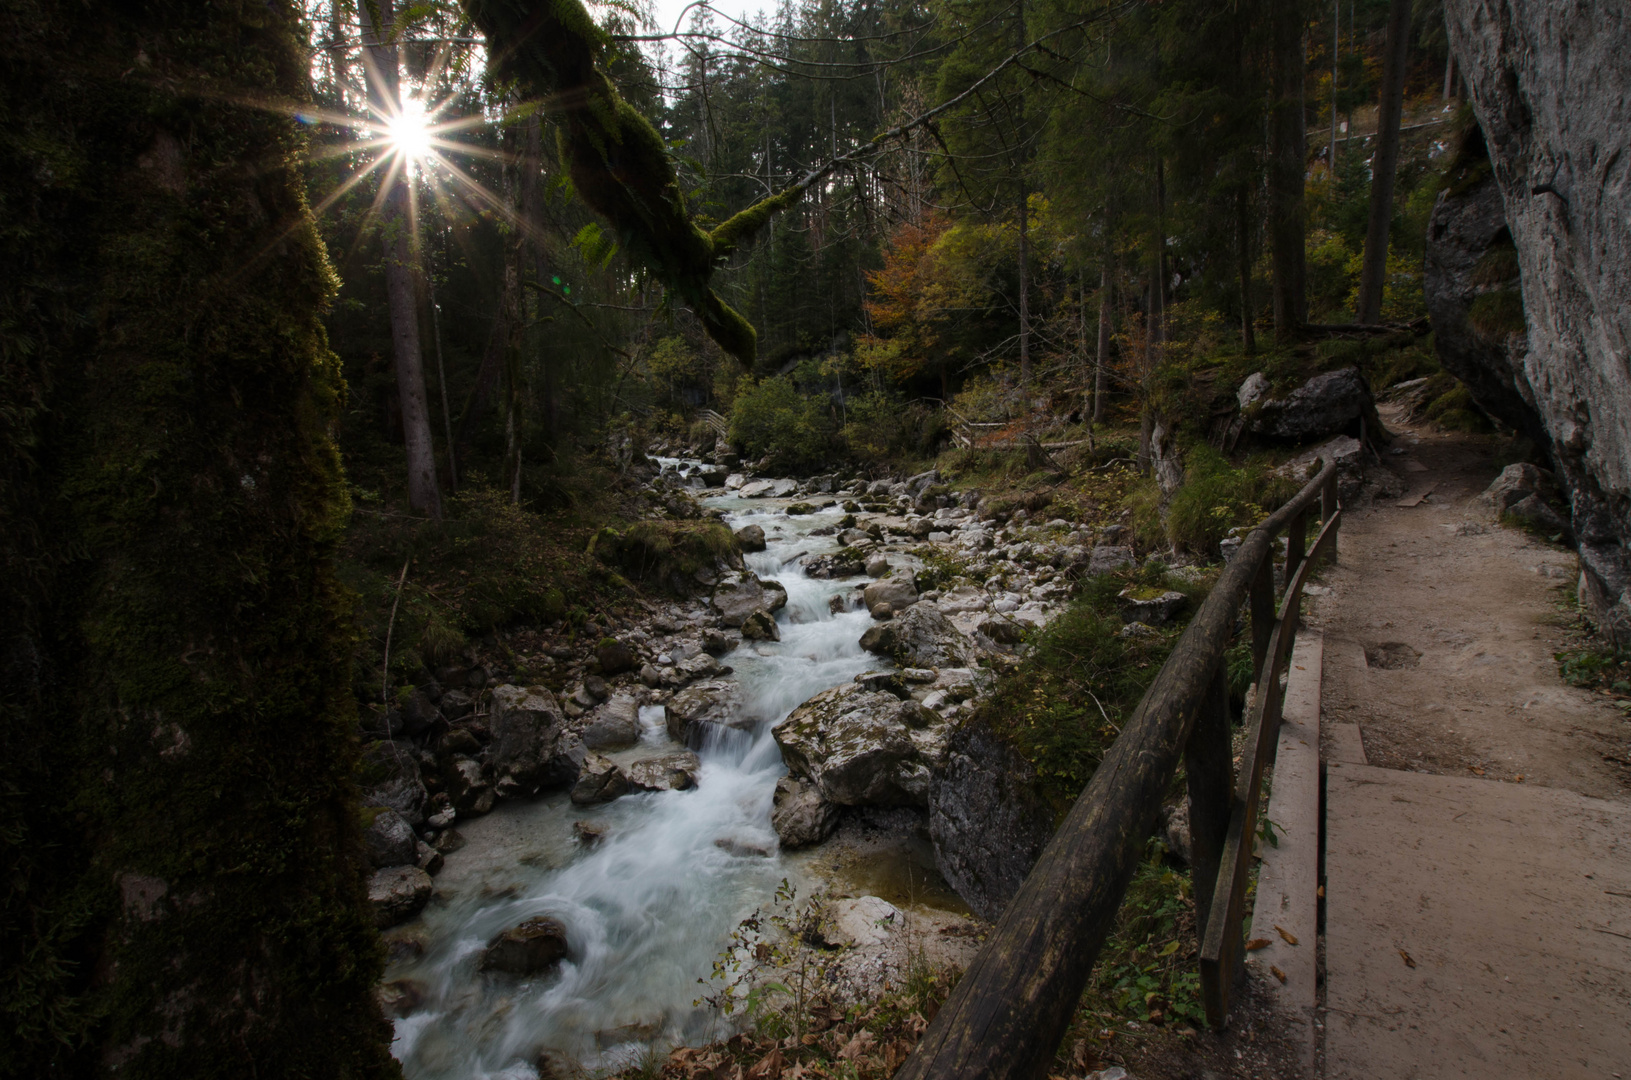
left=729, top=375, right=839, bottom=472
left=1130, top=444, right=1300, bottom=557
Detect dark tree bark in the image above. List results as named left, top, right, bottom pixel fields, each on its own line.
left=1237, top=185, right=1257, bottom=354
left=359, top=0, right=443, bottom=518
left=1269, top=0, right=1309, bottom=340
left=0, top=0, right=396, bottom=1074
left=1017, top=182, right=1032, bottom=388
left=1095, top=259, right=1112, bottom=424
left=1355, top=0, right=1413, bottom=323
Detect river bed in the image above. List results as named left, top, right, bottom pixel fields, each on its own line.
left=385, top=484, right=954, bottom=1079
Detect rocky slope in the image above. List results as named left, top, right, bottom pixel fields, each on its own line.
left=1444, top=0, right=1631, bottom=641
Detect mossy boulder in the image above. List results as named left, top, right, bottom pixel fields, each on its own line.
left=591, top=519, right=743, bottom=594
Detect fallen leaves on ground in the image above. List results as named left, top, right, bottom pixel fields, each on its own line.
left=1274, top=925, right=1298, bottom=946
left=1398, top=949, right=1416, bottom=969
left=1245, top=938, right=1272, bottom=951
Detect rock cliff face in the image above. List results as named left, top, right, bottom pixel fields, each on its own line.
left=1424, top=160, right=1546, bottom=443
left=928, top=720, right=1055, bottom=921
left=1446, top=0, right=1631, bottom=641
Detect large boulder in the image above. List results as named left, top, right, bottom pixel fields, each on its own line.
left=862, top=577, right=918, bottom=617
left=625, top=751, right=701, bottom=792
left=773, top=683, right=942, bottom=807
left=665, top=679, right=743, bottom=747
left=481, top=916, right=569, bottom=975
left=360, top=740, right=429, bottom=825
left=712, top=572, right=779, bottom=626
left=804, top=550, right=868, bottom=579
left=363, top=807, right=419, bottom=869
left=581, top=695, right=641, bottom=752
left=1447, top=1, right=1631, bottom=642
left=369, top=866, right=433, bottom=928
left=734, top=524, right=767, bottom=551
left=1242, top=367, right=1373, bottom=442
left=861, top=604, right=978, bottom=669
left=595, top=638, right=637, bottom=675
left=489, top=684, right=576, bottom=796
left=929, top=719, right=1056, bottom=922
left=446, top=755, right=495, bottom=816
left=569, top=754, right=630, bottom=805
left=1115, top=587, right=1187, bottom=626
left=739, top=608, right=780, bottom=641
left=1482, top=463, right=1570, bottom=537
left=771, top=776, right=839, bottom=848
left=1086, top=546, right=1135, bottom=576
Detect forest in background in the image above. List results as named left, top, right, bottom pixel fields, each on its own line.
left=310, top=0, right=1469, bottom=495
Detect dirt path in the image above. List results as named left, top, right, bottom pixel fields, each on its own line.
left=1306, top=407, right=1631, bottom=1078
left=1309, top=408, right=1627, bottom=796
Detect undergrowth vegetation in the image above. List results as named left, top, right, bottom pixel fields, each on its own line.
left=976, top=565, right=1217, bottom=815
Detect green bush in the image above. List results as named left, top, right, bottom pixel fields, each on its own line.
left=1130, top=444, right=1299, bottom=557
left=842, top=391, right=947, bottom=464
left=979, top=575, right=1184, bottom=813
left=729, top=375, right=839, bottom=472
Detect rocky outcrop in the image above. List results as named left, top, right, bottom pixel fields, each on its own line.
left=773, top=682, right=944, bottom=807
left=489, top=684, right=579, bottom=797
left=771, top=776, right=840, bottom=848
left=859, top=603, right=978, bottom=669
left=1240, top=367, right=1374, bottom=441
left=928, top=719, right=1056, bottom=922
left=1447, top=0, right=1631, bottom=641
left=1424, top=161, right=1544, bottom=441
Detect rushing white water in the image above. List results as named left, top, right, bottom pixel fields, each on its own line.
left=388, top=492, right=881, bottom=1079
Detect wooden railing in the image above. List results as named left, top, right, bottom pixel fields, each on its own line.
left=895, top=458, right=1340, bottom=1080
left=700, top=409, right=729, bottom=438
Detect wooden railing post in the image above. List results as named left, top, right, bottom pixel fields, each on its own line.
left=1183, top=661, right=1234, bottom=935
left=1249, top=554, right=1275, bottom=678
left=1285, top=506, right=1307, bottom=584
left=1322, top=472, right=1340, bottom=563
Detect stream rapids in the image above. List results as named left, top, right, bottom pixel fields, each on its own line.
left=386, top=482, right=907, bottom=1079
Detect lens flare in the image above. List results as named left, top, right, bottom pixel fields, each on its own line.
left=386, top=96, right=433, bottom=168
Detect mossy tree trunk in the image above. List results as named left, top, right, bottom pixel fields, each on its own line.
left=0, top=1, right=397, bottom=1075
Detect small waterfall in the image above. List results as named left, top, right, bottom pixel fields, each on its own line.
left=388, top=489, right=883, bottom=1079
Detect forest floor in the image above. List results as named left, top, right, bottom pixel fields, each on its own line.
left=1305, top=405, right=1631, bottom=1078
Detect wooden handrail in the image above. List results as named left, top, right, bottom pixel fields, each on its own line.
left=894, top=458, right=1339, bottom=1080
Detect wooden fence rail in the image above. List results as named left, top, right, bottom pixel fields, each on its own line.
left=894, top=458, right=1340, bottom=1080
left=699, top=409, right=729, bottom=438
